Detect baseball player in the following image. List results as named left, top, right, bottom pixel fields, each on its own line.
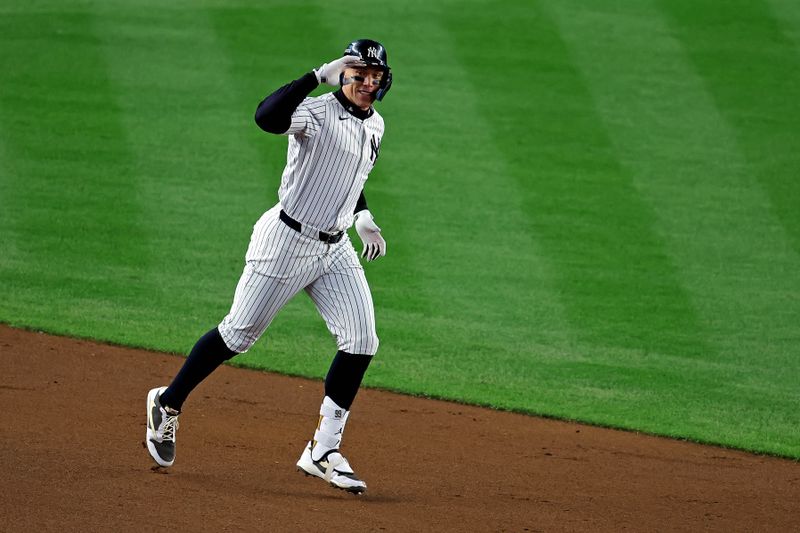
left=145, top=39, right=393, bottom=495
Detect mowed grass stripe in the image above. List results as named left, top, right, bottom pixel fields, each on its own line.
left=441, top=3, right=745, bottom=439
left=545, top=0, right=799, bottom=456
left=90, top=5, right=287, bottom=352
left=0, top=120, right=14, bottom=244
left=655, top=0, right=800, bottom=364
left=447, top=3, right=708, bottom=358
left=0, top=10, right=153, bottom=337
left=660, top=0, right=800, bottom=255
left=768, top=0, right=800, bottom=49
left=391, top=8, right=593, bottom=415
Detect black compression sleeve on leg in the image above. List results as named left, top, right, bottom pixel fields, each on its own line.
left=159, top=327, right=238, bottom=412
left=324, top=350, right=373, bottom=410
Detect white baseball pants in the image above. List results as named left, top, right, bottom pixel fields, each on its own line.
left=218, top=205, right=379, bottom=355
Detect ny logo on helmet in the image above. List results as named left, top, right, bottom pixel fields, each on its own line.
left=367, top=47, right=379, bottom=59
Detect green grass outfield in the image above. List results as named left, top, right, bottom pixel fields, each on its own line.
left=1, top=0, right=799, bottom=458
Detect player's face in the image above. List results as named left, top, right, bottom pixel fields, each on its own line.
left=342, top=66, right=384, bottom=110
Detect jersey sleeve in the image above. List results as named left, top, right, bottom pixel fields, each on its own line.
left=284, top=97, right=326, bottom=138
left=254, top=72, right=320, bottom=135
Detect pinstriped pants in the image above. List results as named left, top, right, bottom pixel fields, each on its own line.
left=217, top=204, right=379, bottom=355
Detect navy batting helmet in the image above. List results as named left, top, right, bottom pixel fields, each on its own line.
left=343, top=39, right=392, bottom=101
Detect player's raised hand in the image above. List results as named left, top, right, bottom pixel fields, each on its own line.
left=354, top=210, right=386, bottom=262
left=314, top=56, right=366, bottom=87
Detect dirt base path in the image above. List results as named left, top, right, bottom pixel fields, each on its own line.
left=1, top=325, right=798, bottom=532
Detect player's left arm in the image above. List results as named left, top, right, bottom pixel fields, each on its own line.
left=354, top=191, right=386, bottom=262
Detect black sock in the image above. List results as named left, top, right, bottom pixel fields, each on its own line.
left=324, top=350, right=373, bottom=410
left=159, top=327, right=237, bottom=411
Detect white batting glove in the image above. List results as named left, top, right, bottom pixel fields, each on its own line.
left=354, top=210, right=386, bottom=262
left=314, top=56, right=366, bottom=87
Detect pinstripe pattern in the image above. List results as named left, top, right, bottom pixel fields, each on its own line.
left=218, top=90, right=384, bottom=354
left=218, top=154, right=380, bottom=354
left=279, top=92, right=384, bottom=233
left=305, top=242, right=378, bottom=355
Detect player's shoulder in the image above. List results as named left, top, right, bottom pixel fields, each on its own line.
left=300, top=92, right=332, bottom=110
left=315, top=92, right=338, bottom=105
left=369, top=108, right=384, bottom=122
left=368, top=108, right=385, bottom=130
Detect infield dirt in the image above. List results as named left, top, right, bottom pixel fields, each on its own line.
left=1, top=324, right=798, bottom=532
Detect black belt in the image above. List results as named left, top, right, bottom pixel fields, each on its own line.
left=279, top=209, right=344, bottom=244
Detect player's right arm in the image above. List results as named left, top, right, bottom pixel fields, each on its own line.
left=254, top=56, right=365, bottom=136
left=254, top=72, right=320, bottom=135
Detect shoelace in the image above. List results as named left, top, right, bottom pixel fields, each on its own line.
left=159, top=411, right=179, bottom=441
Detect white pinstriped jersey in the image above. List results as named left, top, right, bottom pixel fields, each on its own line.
left=278, top=92, right=384, bottom=233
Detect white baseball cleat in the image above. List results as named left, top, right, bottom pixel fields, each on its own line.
left=296, top=441, right=367, bottom=494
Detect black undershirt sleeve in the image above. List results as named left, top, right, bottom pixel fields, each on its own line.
left=354, top=190, right=368, bottom=214
left=254, top=72, right=319, bottom=134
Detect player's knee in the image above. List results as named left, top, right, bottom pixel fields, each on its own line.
left=222, top=334, right=255, bottom=354
left=218, top=323, right=258, bottom=354
left=364, top=334, right=379, bottom=356
left=343, top=331, right=379, bottom=356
